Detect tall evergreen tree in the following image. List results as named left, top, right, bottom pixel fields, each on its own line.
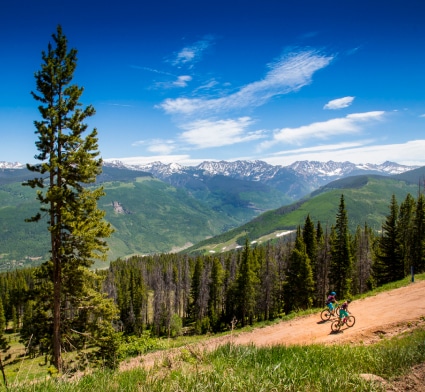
left=303, top=214, right=318, bottom=303
left=257, top=243, right=280, bottom=321
left=397, top=193, right=415, bottom=276
left=352, top=224, right=374, bottom=294
left=329, top=195, right=353, bottom=298
left=235, top=239, right=259, bottom=326
left=412, top=193, right=425, bottom=273
left=189, top=256, right=205, bottom=323
left=0, top=300, right=9, bottom=387
left=284, top=228, right=314, bottom=313
left=23, top=26, right=115, bottom=371
left=315, top=222, right=330, bottom=306
left=208, top=257, right=224, bottom=331
left=303, top=214, right=317, bottom=269
left=374, top=194, right=404, bottom=284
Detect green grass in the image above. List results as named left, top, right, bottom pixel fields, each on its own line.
left=3, top=327, right=425, bottom=391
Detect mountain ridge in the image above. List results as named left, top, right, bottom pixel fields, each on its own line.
left=102, top=159, right=418, bottom=200
left=2, top=159, right=419, bottom=202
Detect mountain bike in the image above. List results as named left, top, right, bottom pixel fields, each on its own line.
left=320, top=303, right=340, bottom=321
left=331, top=315, right=355, bottom=332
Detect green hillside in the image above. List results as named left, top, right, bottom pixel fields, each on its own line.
left=0, top=176, right=237, bottom=269
left=2, top=166, right=424, bottom=268
left=184, top=175, right=420, bottom=254
left=0, top=167, right=289, bottom=270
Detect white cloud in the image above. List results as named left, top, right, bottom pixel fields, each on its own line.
left=105, top=155, right=198, bottom=166
left=173, top=75, right=192, bottom=87
left=262, top=140, right=425, bottom=167
left=131, top=139, right=176, bottom=155
left=159, top=49, right=334, bottom=115
left=179, top=117, right=265, bottom=148
left=324, top=96, right=355, bottom=110
left=172, top=36, right=214, bottom=67
left=260, top=111, right=385, bottom=149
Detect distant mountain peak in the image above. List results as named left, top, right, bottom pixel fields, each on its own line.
left=0, top=161, right=24, bottom=169
left=102, top=158, right=420, bottom=201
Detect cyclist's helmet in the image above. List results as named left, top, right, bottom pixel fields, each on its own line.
left=331, top=291, right=336, bottom=296
left=347, top=299, right=352, bottom=303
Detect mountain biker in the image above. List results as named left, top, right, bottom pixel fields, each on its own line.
left=339, top=299, right=352, bottom=322
left=326, top=291, right=337, bottom=314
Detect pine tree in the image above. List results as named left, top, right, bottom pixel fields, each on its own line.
left=302, top=214, right=318, bottom=304
left=23, top=26, right=115, bottom=372
left=329, top=195, right=353, bottom=298
left=374, top=194, right=404, bottom=284
left=189, top=256, right=205, bottom=323
left=235, top=239, right=259, bottom=326
left=208, top=257, right=224, bottom=331
left=397, top=193, right=415, bottom=276
left=352, top=224, right=374, bottom=294
left=412, top=193, right=425, bottom=273
left=0, top=300, right=9, bottom=387
left=257, top=243, right=280, bottom=321
left=315, top=222, right=330, bottom=306
left=284, top=228, right=314, bottom=313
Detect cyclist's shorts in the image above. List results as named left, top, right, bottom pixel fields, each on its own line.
left=339, top=309, right=349, bottom=318
left=327, top=303, right=334, bottom=311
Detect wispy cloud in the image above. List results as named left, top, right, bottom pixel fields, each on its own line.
left=106, top=155, right=197, bottom=166
left=130, top=65, right=174, bottom=77
left=179, top=117, right=265, bottom=149
left=159, top=49, right=334, bottom=116
left=264, top=140, right=425, bottom=166
left=324, top=96, right=355, bottom=110
left=172, top=75, right=192, bottom=87
left=132, top=139, right=176, bottom=155
left=105, top=103, right=134, bottom=107
left=260, top=111, right=385, bottom=149
left=171, top=36, right=214, bottom=68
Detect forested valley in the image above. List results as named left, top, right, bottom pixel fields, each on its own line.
left=1, top=191, right=424, bottom=373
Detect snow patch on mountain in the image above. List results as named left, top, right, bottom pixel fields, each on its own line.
left=2, top=158, right=418, bottom=179
left=102, top=158, right=418, bottom=180
left=0, top=161, right=25, bottom=169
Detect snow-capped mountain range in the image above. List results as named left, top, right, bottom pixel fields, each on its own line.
left=2, top=158, right=419, bottom=200
left=102, top=159, right=419, bottom=200
left=103, top=159, right=415, bottom=179
left=0, top=161, right=25, bottom=169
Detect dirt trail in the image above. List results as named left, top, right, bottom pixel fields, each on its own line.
left=121, top=280, right=425, bottom=371
left=231, top=279, right=425, bottom=347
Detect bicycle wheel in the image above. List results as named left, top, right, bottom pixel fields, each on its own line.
left=346, top=315, right=355, bottom=327
left=331, top=320, right=341, bottom=332
left=321, top=308, right=332, bottom=321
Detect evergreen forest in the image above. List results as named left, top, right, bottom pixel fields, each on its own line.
left=1, top=191, right=424, bottom=375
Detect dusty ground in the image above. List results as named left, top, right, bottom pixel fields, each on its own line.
left=121, top=280, right=425, bottom=390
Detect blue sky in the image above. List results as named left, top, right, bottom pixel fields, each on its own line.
left=1, top=0, right=425, bottom=167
